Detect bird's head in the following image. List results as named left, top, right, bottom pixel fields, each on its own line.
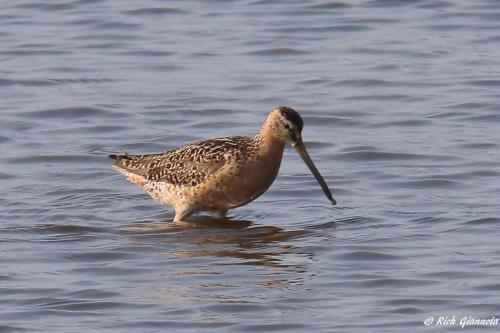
left=267, top=106, right=304, bottom=147
left=263, top=106, right=337, bottom=205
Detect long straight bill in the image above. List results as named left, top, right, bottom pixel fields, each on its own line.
left=293, top=142, right=337, bottom=205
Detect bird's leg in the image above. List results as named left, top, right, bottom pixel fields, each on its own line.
left=215, top=209, right=227, bottom=219
left=173, top=205, right=196, bottom=223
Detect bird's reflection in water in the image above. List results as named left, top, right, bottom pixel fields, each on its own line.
left=125, top=215, right=312, bottom=279
left=122, top=216, right=323, bottom=307
left=177, top=223, right=309, bottom=270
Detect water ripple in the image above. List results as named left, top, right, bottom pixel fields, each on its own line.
left=246, top=48, right=308, bottom=56
left=125, top=7, right=188, bottom=16
left=337, top=150, right=451, bottom=162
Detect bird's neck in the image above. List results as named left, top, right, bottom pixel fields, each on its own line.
left=255, top=124, right=286, bottom=156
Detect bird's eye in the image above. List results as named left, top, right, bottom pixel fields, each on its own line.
left=284, top=123, right=290, bottom=130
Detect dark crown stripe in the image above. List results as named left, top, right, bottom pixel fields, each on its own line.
left=278, top=106, right=303, bottom=132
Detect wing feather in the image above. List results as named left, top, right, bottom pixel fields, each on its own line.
left=110, top=136, right=250, bottom=186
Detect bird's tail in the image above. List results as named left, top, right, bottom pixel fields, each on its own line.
left=108, top=153, right=146, bottom=186
left=108, top=153, right=136, bottom=168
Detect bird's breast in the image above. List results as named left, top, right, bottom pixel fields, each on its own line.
left=220, top=142, right=285, bottom=207
left=187, top=139, right=285, bottom=210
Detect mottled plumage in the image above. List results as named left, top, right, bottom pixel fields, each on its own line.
left=110, top=106, right=336, bottom=222
left=111, top=137, right=250, bottom=186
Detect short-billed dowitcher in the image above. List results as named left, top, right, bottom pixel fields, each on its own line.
left=109, top=106, right=336, bottom=222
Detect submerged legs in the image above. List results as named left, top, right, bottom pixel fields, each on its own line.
left=173, top=205, right=228, bottom=223
left=173, top=205, right=197, bottom=223
left=216, top=209, right=228, bottom=219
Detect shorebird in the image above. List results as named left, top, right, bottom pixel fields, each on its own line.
left=109, top=106, right=336, bottom=222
